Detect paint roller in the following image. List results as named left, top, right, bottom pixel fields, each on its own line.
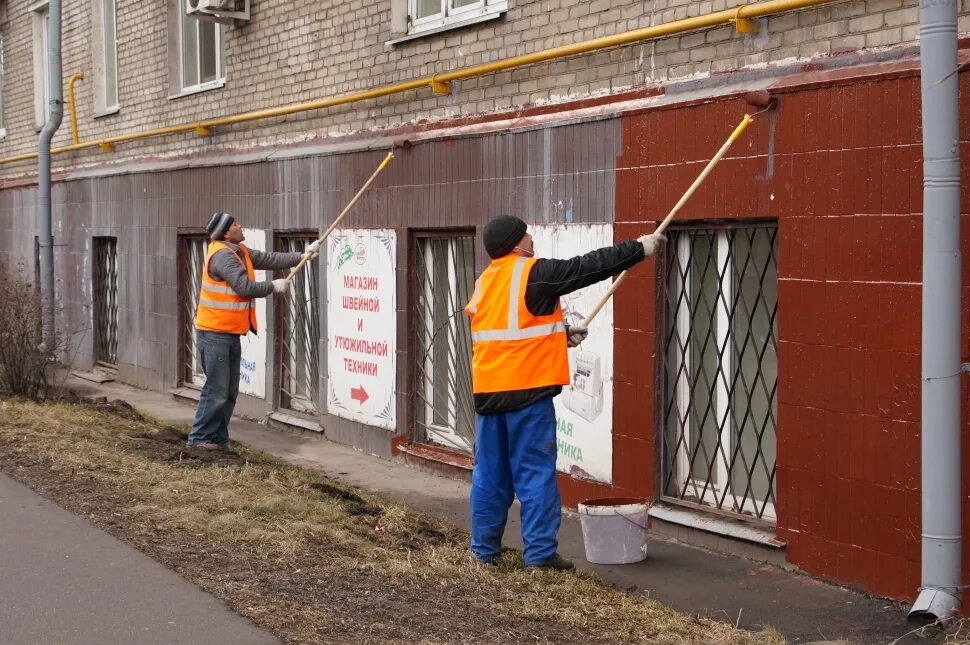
left=574, top=91, right=776, bottom=331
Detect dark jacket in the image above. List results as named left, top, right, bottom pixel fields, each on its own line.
left=473, top=239, right=645, bottom=414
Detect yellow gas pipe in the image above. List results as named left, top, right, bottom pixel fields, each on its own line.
left=0, top=0, right=837, bottom=166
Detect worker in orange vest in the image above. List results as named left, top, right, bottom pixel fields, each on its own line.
left=187, top=212, right=319, bottom=449
left=464, top=215, right=663, bottom=570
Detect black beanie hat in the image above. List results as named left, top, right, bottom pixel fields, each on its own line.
left=205, top=212, right=235, bottom=240
left=483, top=215, right=527, bottom=259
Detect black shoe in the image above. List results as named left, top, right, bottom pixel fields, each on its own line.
left=526, top=553, right=575, bottom=571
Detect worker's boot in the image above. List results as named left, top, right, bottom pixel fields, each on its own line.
left=526, top=553, right=575, bottom=571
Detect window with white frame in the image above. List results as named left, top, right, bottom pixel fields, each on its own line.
left=413, top=233, right=476, bottom=453
left=30, top=1, right=50, bottom=129
left=408, top=0, right=508, bottom=36
left=92, top=0, right=119, bottom=114
left=0, top=36, right=6, bottom=138
left=660, top=224, right=779, bottom=523
left=177, top=9, right=224, bottom=93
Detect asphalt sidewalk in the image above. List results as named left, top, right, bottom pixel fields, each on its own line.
left=59, top=375, right=932, bottom=645
left=0, top=471, right=280, bottom=645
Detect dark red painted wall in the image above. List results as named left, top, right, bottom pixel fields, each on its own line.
left=574, top=62, right=970, bottom=603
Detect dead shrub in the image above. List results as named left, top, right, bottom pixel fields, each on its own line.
left=0, top=263, right=62, bottom=399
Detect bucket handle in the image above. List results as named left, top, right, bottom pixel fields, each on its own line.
left=602, top=509, right=649, bottom=531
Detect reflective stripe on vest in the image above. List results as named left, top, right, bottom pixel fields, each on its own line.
left=464, top=255, right=570, bottom=394
left=194, top=241, right=258, bottom=335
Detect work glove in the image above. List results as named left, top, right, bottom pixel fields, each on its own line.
left=638, top=232, right=667, bottom=257
left=566, top=324, right=588, bottom=348
left=272, top=278, right=290, bottom=294
left=302, top=239, right=322, bottom=262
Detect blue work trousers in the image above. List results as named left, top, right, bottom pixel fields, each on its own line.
left=470, top=397, right=561, bottom=566
left=187, top=330, right=241, bottom=446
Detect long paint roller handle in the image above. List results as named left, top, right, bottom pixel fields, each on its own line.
left=575, top=114, right=754, bottom=331
left=285, top=152, right=395, bottom=282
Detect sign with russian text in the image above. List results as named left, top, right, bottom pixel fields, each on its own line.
left=530, top=224, right=614, bottom=484
left=238, top=229, right=267, bottom=399
left=326, top=229, right=396, bottom=430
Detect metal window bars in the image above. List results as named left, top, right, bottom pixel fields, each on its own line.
left=93, top=237, right=118, bottom=366
left=659, top=223, right=779, bottom=522
left=413, top=234, right=476, bottom=453
left=278, top=236, right=320, bottom=415
left=179, top=235, right=207, bottom=387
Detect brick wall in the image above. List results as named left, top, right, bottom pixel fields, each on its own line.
left=1, top=0, right=968, bottom=177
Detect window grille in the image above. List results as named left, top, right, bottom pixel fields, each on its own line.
left=278, top=236, right=320, bottom=415
left=660, top=224, right=779, bottom=522
left=179, top=235, right=207, bottom=387
left=413, top=233, right=476, bottom=453
left=93, top=237, right=118, bottom=366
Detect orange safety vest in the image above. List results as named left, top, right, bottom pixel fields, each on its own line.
left=464, top=255, right=570, bottom=394
left=194, top=241, right=258, bottom=335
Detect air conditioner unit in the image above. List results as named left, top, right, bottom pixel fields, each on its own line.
left=185, top=0, right=249, bottom=24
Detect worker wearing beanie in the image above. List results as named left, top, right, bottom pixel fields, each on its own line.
left=464, top=215, right=664, bottom=570
left=188, top=212, right=321, bottom=450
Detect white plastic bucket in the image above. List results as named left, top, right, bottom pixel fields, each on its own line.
left=577, top=497, right=649, bottom=565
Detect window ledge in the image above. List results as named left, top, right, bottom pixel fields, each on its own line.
left=386, top=8, right=506, bottom=47
left=168, top=79, right=226, bottom=100
left=93, top=106, right=121, bottom=119
left=648, top=502, right=785, bottom=548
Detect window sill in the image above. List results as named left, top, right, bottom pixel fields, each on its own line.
left=93, top=106, right=120, bottom=119
left=386, top=8, right=506, bottom=46
left=167, top=79, right=226, bottom=100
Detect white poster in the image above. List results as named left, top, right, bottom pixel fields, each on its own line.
left=239, top=229, right=268, bottom=398
left=529, top=224, right=614, bottom=484
left=326, top=229, right=397, bottom=430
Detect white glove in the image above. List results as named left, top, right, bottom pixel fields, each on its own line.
left=639, top=232, right=667, bottom=257
left=301, top=240, right=322, bottom=263
left=272, top=278, right=289, bottom=294
left=566, top=325, right=588, bottom=348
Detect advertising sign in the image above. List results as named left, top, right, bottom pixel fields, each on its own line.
left=326, top=229, right=397, bottom=430
left=529, top=224, right=614, bottom=484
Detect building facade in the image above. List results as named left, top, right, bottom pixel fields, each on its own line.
left=0, top=0, right=968, bottom=606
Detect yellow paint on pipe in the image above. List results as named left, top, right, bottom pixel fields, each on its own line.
left=67, top=72, right=84, bottom=146
left=0, top=0, right=836, bottom=166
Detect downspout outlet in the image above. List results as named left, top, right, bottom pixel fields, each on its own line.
left=908, top=588, right=961, bottom=627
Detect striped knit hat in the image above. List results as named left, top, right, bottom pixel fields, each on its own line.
left=205, top=212, right=234, bottom=240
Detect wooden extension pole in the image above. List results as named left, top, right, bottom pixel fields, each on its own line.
left=285, top=151, right=395, bottom=282
left=576, top=113, right=754, bottom=330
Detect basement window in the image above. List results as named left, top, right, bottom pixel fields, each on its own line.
left=412, top=232, right=476, bottom=453
left=276, top=234, right=321, bottom=416
left=396, top=0, right=507, bottom=42
left=93, top=237, right=119, bottom=367
left=659, top=223, right=779, bottom=523
left=178, top=235, right=208, bottom=388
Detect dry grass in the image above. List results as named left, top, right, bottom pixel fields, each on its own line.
left=0, top=398, right=786, bottom=645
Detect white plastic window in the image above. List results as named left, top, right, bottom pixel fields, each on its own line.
left=30, top=1, right=50, bottom=128
left=179, top=12, right=224, bottom=91
left=408, top=0, right=506, bottom=35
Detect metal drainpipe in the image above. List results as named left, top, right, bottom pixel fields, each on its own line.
left=37, top=0, right=63, bottom=349
left=909, top=0, right=962, bottom=626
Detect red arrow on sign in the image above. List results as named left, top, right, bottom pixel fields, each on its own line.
left=350, top=386, right=369, bottom=405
